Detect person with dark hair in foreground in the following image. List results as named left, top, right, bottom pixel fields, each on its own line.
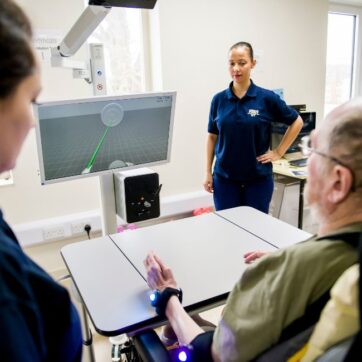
left=145, top=98, right=362, bottom=361
left=0, top=1, right=82, bottom=360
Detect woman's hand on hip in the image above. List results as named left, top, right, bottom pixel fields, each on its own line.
left=256, top=149, right=282, bottom=164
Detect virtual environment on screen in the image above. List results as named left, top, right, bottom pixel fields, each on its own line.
left=37, top=95, right=173, bottom=183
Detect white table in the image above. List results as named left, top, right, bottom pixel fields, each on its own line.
left=216, top=206, right=311, bottom=248
left=61, top=206, right=311, bottom=337
left=62, top=237, right=150, bottom=336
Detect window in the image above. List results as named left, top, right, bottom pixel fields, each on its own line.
left=325, top=4, right=362, bottom=116
left=324, top=12, right=356, bottom=115
left=89, top=7, right=147, bottom=95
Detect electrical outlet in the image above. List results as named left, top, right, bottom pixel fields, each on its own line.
left=43, top=225, right=65, bottom=241
left=71, top=222, right=90, bottom=235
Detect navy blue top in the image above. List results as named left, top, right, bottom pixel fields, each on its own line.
left=208, top=81, right=298, bottom=182
left=0, top=210, right=82, bottom=362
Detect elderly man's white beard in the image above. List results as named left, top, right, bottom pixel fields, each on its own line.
left=304, top=182, right=323, bottom=225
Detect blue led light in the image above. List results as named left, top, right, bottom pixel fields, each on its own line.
left=178, top=351, right=188, bottom=361
left=150, top=290, right=160, bottom=307
left=150, top=293, right=156, bottom=302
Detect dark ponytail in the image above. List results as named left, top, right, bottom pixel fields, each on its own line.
left=0, top=0, right=35, bottom=98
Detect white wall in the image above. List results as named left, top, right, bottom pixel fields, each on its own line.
left=1, top=0, right=328, bottom=226
left=1, top=0, right=99, bottom=224
left=151, top=0, right=328, bottom=196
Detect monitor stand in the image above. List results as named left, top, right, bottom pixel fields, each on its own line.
left=99, top=173, right=117, bottom=235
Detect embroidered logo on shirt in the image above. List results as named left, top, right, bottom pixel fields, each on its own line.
left=248, top=109, right=259, bottom=117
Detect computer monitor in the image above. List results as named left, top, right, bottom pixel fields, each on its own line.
left=34, top=91, right=176, bottom=185
left=271, top=111, right=316, bottom=154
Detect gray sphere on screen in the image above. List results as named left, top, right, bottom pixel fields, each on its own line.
left=108, top=160, right=134, bottom=170
left=101, top=103, right=124, bottom=127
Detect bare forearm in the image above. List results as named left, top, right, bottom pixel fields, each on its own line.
left=165, top=296, right=204, bottom=345
left=276, top=116, right=303, bottom=156
left=206, top=134, right=217, bottom=173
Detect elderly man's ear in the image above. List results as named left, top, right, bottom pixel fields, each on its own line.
left=328, top=165, right=354, bottom=204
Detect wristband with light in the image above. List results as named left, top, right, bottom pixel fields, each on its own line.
left=149, top=287, right=183, bottom=317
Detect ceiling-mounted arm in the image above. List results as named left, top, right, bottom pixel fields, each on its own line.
left=50, top=5, right=111, bottom=78
left=58, top=6, right=111, bottom=58
left=56, top=0, right=157, bottom=58
left=50, top=0, right=157, bottom=82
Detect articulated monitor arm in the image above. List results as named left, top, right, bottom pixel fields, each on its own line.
left=51, top=0, right=157, bottom=77
left=57, top=0, right=157, bottom=58
left=58, top=6, right=110, bottom=58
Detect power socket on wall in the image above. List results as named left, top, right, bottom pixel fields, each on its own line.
left=14, top=210, right=103, bottom=247
left=43, top=225, right=65, bottom=241
left=71, top=222, right=91, bottom=235
left=42, top=222, right=92, bottom=242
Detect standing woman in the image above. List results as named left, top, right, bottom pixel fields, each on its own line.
left=0, top=1, right=82, bottom=360
left=204, top=42, right=303, bottom=212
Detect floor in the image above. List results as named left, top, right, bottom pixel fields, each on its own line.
left=88, top=306, right=224, bottom=362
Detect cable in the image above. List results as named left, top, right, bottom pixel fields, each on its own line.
left=84, top=224, right=92, bottom=240
left=57, top=274, right=70, bottom=282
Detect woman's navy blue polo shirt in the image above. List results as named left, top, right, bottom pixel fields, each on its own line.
left=0, top=210, right=82, bottom=361
left=208, top=80, right=298, bottom=182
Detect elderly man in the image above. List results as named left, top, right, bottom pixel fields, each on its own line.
left=144, top=98, right=362, bottom=361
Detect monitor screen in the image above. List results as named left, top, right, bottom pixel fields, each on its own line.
left=34, top=91, right=176, bottom=184
left=271, top=111, right=316, bottom=154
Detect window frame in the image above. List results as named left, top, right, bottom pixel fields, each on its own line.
left=84, top=5, right=155, bottom=95
left=328, top=3, right=362, bottom=98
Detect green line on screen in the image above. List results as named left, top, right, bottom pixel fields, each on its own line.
left=85, top=126, right=110, bottom=170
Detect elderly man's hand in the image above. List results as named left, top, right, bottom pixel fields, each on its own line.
left=144, top=251, right=177, bottom=291
left=244, top=250, right=268, bottom=264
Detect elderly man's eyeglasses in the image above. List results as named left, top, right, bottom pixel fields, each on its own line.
left=298, top=135, right=357, bottom=192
